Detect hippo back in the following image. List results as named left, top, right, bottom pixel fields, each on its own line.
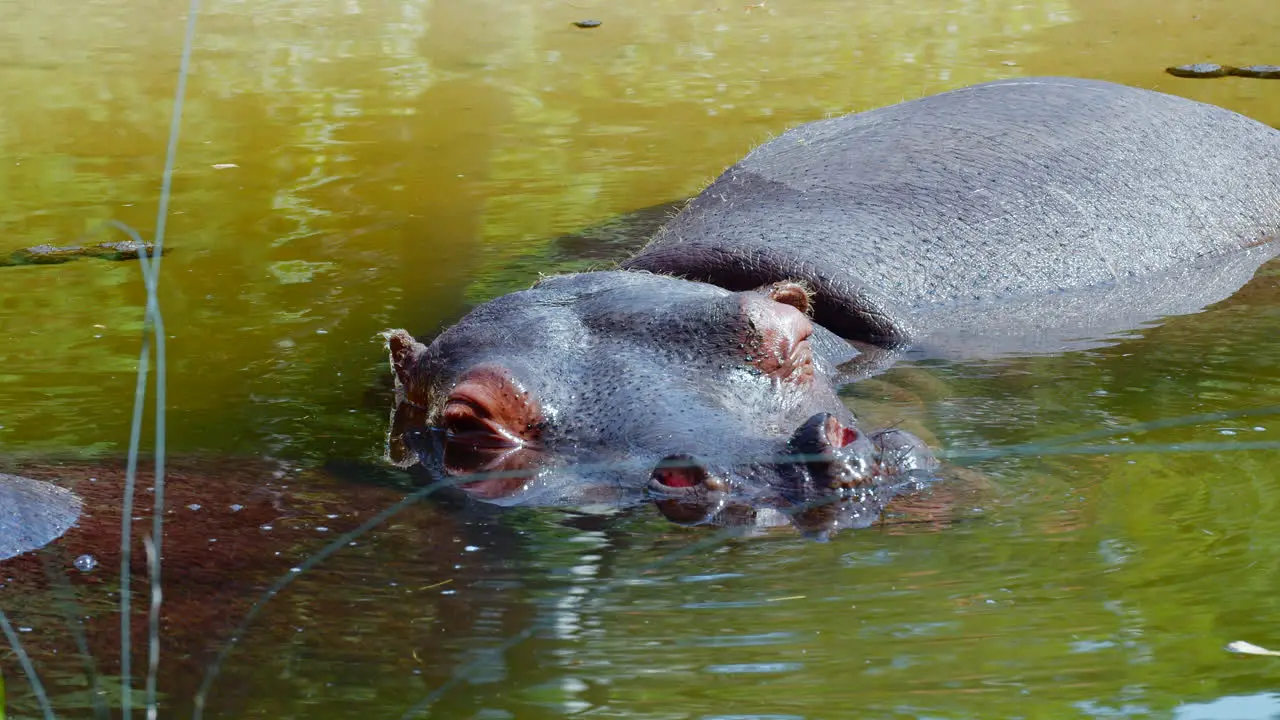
left=624, top=77, right=1280, bottom=353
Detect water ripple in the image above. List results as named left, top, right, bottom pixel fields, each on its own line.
left=704, top=663, right=804, bottom=674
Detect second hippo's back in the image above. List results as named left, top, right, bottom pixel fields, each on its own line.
left=625, top=77, right=1280, bottom=347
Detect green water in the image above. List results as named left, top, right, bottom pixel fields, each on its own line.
left=2, top=0, right=1280, bottom=717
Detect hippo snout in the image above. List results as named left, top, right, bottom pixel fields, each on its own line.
left=640, top=413, right=940, bottom=535
left=785, top=421, right=941, bottom=538
left=784, top=412, right=878, bottom=492
left=782, top=413, right=939, bottom=496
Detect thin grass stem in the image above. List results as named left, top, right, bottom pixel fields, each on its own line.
left=0, top=610, right=56, bottom=720
left=39, top=553, right=109, bottom=720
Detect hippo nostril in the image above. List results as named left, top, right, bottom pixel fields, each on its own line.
left=650, top=454, right=711, bottom=490
left=648, top=454, right=728, bottom=526
left=788, top=412, right=852, bottom=456
left=831, top=421, right=859, bottom=449
left=785, top=412, right=877, bottom=493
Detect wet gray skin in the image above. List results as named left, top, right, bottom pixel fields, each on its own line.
left=0, top=474, right=82, bottom=561
left=623, top=78, right=1280, bottom=355
left=385, top=77, right=1280, bottom=537
left=9, top=78, right=1278, bottom=551
left=385, top=78, right=1280, bottom=537
left=385, top=271, right=938, bottom=538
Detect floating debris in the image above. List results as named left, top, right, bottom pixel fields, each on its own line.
left=1166, top=63, right=1231, bottom=79
left=1166, top=63, right=1280, bottom=79
left=4, top=240, right=161, bottom=267
left=1226, top=640, right=1280, bottom=657
left=572, top=19, right=602, bottom=28
left=1234, top=65, right=1280, bottom=79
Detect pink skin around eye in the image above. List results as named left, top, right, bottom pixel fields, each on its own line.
left=438, top=365, right=544, bottom=499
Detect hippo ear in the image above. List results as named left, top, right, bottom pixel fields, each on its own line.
left=383, top=329, right=430, bottom=405
left=758, top=281, right=813, bottom=315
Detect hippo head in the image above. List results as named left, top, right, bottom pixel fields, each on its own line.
left=385, top=271, right=937, bottom=537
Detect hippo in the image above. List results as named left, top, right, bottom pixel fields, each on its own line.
left=384, top=77, right=1280, bottom=537
left=0, top=474, right=82, bottom=562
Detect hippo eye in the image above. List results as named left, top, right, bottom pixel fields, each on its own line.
left=436, top=365, right=544, bottom=454
left=440, top=392, right=540, bottom=499
left=441, top=399, right=522, bottom=450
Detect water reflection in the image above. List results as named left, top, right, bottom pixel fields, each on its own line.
left=1174, top=693, right=1280, bottom=720
left=1, top=0, right=1280, bottom=718
left=0, top=0, right=1084, bottom=462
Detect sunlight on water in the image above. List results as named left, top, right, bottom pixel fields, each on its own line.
left=1, top=0, right=1280, bottom=718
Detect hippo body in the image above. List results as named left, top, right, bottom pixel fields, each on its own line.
left=387, top=77, right=1280, bottom=536
left=624, top=77, right=1280, bottom=357
left=0, top=474, right=82, bottom=561
left=13, top=78, right=1275, bottom=558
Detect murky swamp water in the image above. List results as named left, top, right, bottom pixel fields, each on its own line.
left=2, top=0, right=1280, bottom=717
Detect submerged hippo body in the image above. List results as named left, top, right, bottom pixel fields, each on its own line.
left=388, top=77, right=1280, bottom=536
left=0, top=474, right=82, bottom=561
